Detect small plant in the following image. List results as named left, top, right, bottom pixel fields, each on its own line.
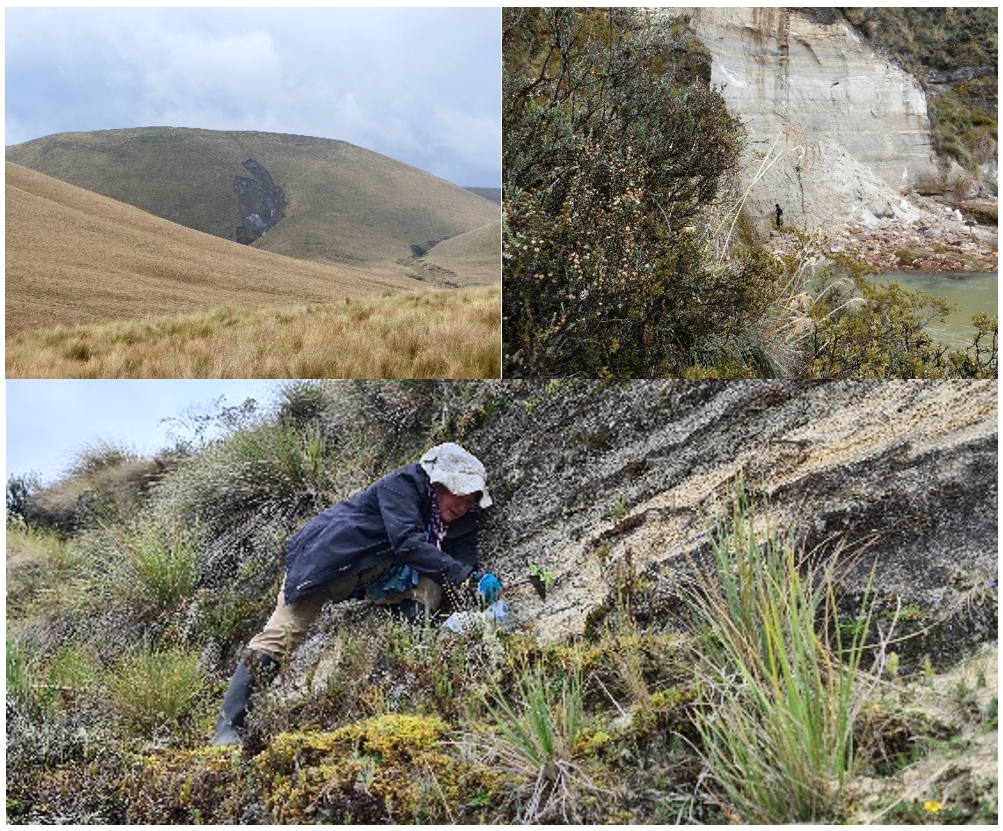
left=107, top=644, right=208, bottom=738
left=684, top=481, right=880, bottom=824
left=480, top=660, right=604, bottom=822
left=95, top=517, right=201, bottom=620
left=6, top=635, right=62, bottom=720
left=527, top=561, right=555, bottom=599
left=610, top=497, right=627, bottom=523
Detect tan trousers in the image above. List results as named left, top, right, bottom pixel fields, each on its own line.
left=247, top=565, right=443, bottom=660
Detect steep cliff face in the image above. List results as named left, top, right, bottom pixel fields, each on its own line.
left=669, top=8, right=941, bottom=231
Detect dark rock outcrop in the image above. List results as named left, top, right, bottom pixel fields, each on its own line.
left=233, top=158, right=286, bottom=244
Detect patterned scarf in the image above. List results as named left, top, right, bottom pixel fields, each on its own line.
left=427, top=485, right=448, bottom=549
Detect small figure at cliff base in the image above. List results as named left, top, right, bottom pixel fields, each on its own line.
left=775, top=203, right=784, bottom=229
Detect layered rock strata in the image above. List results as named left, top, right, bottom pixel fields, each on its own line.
left=671, top=7, right=940, bottom=232
left=300, top=381, right=997, bottom=679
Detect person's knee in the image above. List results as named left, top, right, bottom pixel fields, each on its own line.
left=411, top=576, right=443, bottom=611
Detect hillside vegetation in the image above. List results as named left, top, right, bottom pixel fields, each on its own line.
left=5, top=290, right=500, bottom=379
left=5, top=163, right=500, bottom=377
left=501, top=8, right=997, bottom=379
left=6, top=163, right=420, bottom=335
left=842, top=7, right=998, bottom=181
left=6, top=380, right=996, bottom=824
left=5, top=128, right=500, bottom=280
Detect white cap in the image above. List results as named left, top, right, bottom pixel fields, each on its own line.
left=419, top=442, right=492, bottom=508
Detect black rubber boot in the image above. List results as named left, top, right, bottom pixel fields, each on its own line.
left=211, top=649, right=279, bottom=747
left=396, top=599, right=428, bottom=625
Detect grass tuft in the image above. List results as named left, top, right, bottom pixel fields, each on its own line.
left=6, top=287, right=500, bottom=378
left=685, top=481, right=880, bottom=823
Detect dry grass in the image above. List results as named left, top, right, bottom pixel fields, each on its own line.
left=415, top=221, right=501, bottom=286
left=5, top=287, right=501, bottom=378
left=5, top=162, right=463, bottom=336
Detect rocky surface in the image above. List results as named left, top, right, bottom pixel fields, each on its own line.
left=764, top=192, right=998, bottom=274
left=458, top=381, right=998, bottom=670
left=655, top=7, right=998, bottom=272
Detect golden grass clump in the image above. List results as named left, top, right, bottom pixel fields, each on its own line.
left=5, top=287, right=501, bottom=379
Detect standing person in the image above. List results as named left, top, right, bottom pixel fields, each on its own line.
left=211, top=442, right=501, bottom=746
left=775, top=203, right=784, bottom=228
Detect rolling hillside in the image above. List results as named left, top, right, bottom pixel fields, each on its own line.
left=4, top=162, right=462, bottom=336
left=5, top=127, right=500, bottom=282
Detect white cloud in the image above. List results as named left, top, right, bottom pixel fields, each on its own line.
left=5, top=7, right=500, bottom=184
left=128, top=29, right=284, bottom=128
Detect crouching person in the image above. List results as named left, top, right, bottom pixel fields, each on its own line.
left=211, top=442, right=501, bottom=746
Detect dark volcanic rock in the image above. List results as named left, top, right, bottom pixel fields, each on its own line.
left=233, top=158, right=286, bottom=244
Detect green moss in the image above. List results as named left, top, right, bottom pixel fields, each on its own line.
left=121, top=746, right=254, bottom=823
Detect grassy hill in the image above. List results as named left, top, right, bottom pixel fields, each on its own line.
left=5, top=162, right=421, bottom=336
left=5, top=162, right=501, bottom=377
left=5, top=127, right=500, bottom=280
left=464, top=186, right=502, bottom=204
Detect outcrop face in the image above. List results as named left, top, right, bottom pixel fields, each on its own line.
left=233, top=159, right=287, bottom=245
left=668, top=7, right=940, bottom=232
left=466, top=381, right=997, bottom=670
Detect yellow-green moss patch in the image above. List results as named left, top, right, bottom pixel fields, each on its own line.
left=255, top=714, right=503, bottom=823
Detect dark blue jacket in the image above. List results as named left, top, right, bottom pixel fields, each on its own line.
left=283, top=463, right=479, bottom=603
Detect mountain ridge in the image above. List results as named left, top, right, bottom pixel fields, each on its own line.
left=5, top=126, right=500, bottom=280
left=5, top=161, right=452, bottom=336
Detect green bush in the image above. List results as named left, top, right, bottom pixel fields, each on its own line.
left=502, top=8, right=746, bottom=377
left=480, top=659, right=603, bottom=823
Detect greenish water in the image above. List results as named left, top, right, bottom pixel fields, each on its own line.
left=878, top=270, right=998, bottom=350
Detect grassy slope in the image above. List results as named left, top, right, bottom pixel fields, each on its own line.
left=5, top=162, right=425, bottom=336
left=5, top=127, right=500, bottom=277
left=414, top=221, right=500, bottom=286
left=5, top=288, right=501, bottom=379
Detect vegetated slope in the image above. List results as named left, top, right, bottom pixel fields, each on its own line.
left=5, top=127, right=500, bottom=282
left=410, top=221, right=500, bottom=286
left=4, top=162, right=431, bottom=337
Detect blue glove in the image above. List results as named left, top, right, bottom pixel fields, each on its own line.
left=478, top=572, right=503, bottom=604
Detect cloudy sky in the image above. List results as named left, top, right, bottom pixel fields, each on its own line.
left=4, top=5, right=500, bottom=186
left=5, top=380, right=288, bottom=485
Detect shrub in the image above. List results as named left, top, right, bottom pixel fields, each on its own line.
left=502, top=7, right=746, bottom=377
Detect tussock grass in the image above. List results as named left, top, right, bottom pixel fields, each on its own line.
left=479, top=660, right=603, bottom=823
left=107, top=644, right=209, bottom=738
left=6, top=287, right=501, bottom=378
left=90, top=518, right=202, bottom=621
left=685, top=483, right=880, bottom=823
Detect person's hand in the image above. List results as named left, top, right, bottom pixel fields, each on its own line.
left=461, top=570, right=502, bottom=606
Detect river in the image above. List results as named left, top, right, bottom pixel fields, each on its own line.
left=878, top=270, right=998, bottom=350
